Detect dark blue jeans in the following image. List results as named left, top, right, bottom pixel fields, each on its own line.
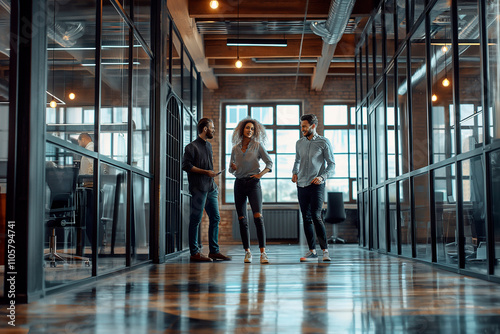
left=189, top=187, right=220, bottom=255
left=234, top=177, right=266, bottom=249
left=297, top=183, right=328, bottom=250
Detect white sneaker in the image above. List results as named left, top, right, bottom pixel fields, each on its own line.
left=300, top=251, right=318, bottom=262
left=260, top=252, right=269, bottom=264
left=322, top=250, right=331, bottom=262
left=244, top=251, right=252, bottom=263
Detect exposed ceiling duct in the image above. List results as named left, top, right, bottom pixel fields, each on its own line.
left=310, top=0, right=356, bottom=45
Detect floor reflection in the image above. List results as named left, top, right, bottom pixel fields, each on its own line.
left=2, top=245, right=500, bottom=333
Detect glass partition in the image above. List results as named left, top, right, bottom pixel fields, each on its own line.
left=45, top=0, right=97, bottom=148
left=414, top=172, right=431, bottom=261
left=434, top=163, right=457, bottom=267
left=98, top=163, right=127, bottom=273
left=44, top=144, right=93, bottom=288
left=132, top=40, right=151, bottom=171
left=388, top=182, right=398, bottom=254
left=378, top=186, right=387, bottom=252
left=487, top=1, right=500, bottom=144
left=461, top=156, right=487, bottom=274
left=410, top=21, right=428, bottom=171
left=397, top=48, right=410, bottom=175
left=171, top=31, right=182, bottom=97
left=400, top=178, right=411, bottom=257
left=101, top=1, right=129, bottom=163
left=131, top=174, right=150, bottom=264
left=458, top=0, right=482, bottom=154
left=490, top=150, right=500, bottom=277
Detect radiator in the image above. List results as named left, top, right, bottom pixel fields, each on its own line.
left=232, top=209, right=299, bottom=240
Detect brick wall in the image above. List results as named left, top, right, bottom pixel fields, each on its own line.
left=198, top=76, right=358, bottom=246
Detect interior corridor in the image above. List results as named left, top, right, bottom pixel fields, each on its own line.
left=2, top=244, right=500, bottom=333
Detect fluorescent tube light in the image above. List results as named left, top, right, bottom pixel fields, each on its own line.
left=226, top=38, right=288, bottom=47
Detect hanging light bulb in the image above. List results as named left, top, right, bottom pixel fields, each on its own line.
left=49, top=99, right=57, bottom=108
left=441, top=45, right=448, bottom=53
left=209, top=0, right=219, bottom=9
left=432, top=94, right=438, bottom=102
left=442, top=77, right=450, bottom=87
left=235, top=59, right=242, bottom=68
left=69, top=92, right=76, bottom=100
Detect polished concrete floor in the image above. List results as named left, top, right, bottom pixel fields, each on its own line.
left=2, top=244, right=500, bottom=333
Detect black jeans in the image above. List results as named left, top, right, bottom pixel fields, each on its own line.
left=297, top=183, right=328, bottom=250
left=234, top=177, right=266, bottom=249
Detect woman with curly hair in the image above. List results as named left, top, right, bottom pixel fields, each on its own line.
left=229, top=117, right=273, bottom=264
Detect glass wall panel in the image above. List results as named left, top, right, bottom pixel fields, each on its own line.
left=358, top=50, right=364, bottom=103
left=490, top=150, right=500, bottom=277
left=183, top=111, right=191, bottom=191
left=356, top=52, right=362, bottom=104
left=376, top=102, right=386, bottom=183
left=400, top=178, right=412, bottom=257
left=44, top=144, right=92, bottom=288
left=434, top=164, right=457, bottom=267
left=410, top=21, right=428, bottom=170
left=171, top=31, right=182, bottom=97
left=0, top=0, right=10, bottom=296
left=374, top=9, right=384, bottom=82
left=133, top=0, right=151, bottom=46
left=357, top=109, right=363, bottom=190
left=457, top=0, right=482, bottom=153
left=192, top=72, right=198, bottom=115
left=182, top=50, right=191, bottom=109
left=46, top=0, right=96, bottom=148
left=132, top=41, right=151, bottom=171
left=364, top=192, right=369, bottom=248
left=378, top=186, right=387, bottom=252
left=387, top=66, right=396, bottom=179
left=409, top=0, right=425, bottom=27
left=367, top=29, right=374, bottom=90
left=101, top=2, right=129, bottom=163
left=99, top=163, right=127, bottom=273
left=414, top=173, right=431, bottom=261
left=461, top=156, right=487, bottom=274
left=385, top=0, right=395, bottom=61
left=371, top=190, right=378, bottom=250
left=430, top=1, right=454, bottom=163
left=487, top=2, right=500, bottom=143
left=131, top=174, right=150, bottom=264
left=362, top=106, right=369, bottom=189
left=397, top=48, right=410, bottom=175
left=162, top=15, right=170, bottom=82
left=396, top=0, right=406, bottom=47
left=388, top=182, right=398, bottom=254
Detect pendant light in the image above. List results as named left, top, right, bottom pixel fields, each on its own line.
left=442, top=26, right=450, bottom=88
left=234, top=0, right=242, bottom=68
left=209, top=0, right=219, bottom=9
left=68, top=58, right=76, bottom=100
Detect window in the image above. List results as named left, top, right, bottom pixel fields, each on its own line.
left=323, top=104, right=357, bottom=202
left=223, top=103, right=300, bottom=203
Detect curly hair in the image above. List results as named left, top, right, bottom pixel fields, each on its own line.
left=231, top=117, right=268, bottom=148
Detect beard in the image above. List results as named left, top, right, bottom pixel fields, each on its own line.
left=303, top=128, right=313, bottom=137
left=206, top=130, right=214, bottom=139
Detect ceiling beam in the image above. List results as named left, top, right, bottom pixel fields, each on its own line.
left=168, top=0, right=218, bottom=89
left=188, top=0, right=375, bottom=19
left=311, top=43, right=336, bottom=91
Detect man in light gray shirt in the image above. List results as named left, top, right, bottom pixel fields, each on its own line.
left=292, top=114, right=335, bottom=262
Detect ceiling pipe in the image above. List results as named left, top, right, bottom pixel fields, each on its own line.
left=310, top=0, right=356, bottom=45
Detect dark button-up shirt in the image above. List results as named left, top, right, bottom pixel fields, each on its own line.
left=182, top=136, right=216, bottom=192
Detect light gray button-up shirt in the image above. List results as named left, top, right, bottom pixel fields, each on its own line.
left=292, top=133, right=335, bottom=187
left=229, top=142, right=273, bottom=179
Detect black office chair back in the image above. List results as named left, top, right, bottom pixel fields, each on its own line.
left=324, top=192, right=346, bottom=224
left=46, top=167, right=79, bottom=211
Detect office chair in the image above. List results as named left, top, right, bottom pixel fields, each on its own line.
left=323, top=192, right=346, bottom=244
left=45, top=166, right=90, bottom=267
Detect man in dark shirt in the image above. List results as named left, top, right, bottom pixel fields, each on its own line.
left=182, top=118, right=231, bottom=262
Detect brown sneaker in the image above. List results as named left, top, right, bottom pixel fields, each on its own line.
left=209, top=252, right=232, bottom=261
left=190, top=253, right=213, bottom=262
